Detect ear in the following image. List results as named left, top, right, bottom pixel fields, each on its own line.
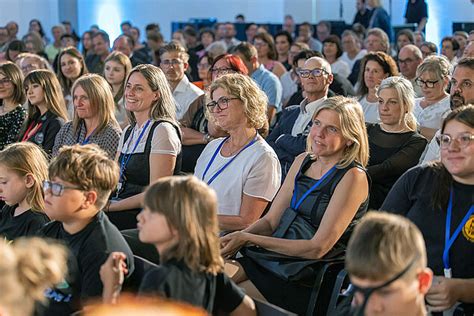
left=153, top=90, right=161, bottom=102
left=417, top=268, right=433, bottom=294
left=81, top=190, right=98, bottom=209
left=183, top=62, right=189, bottom=71
left=346, top=140, right=353, bottom=147
left=24, top=173, right=35, bottom=189
left=327, top=73, right=334, bottom=85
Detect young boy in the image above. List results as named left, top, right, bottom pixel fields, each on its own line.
left=39, top=144, right=134, bottom=315
left=345, top=212, right=433, bottom=316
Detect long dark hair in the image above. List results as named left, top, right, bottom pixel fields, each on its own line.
left=432, top=105, right=474, bottom=210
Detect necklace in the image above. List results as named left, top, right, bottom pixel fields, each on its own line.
left=379, top=123, right=410, bottom=133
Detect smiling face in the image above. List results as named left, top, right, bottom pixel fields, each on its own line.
left=124, top=72, right=158, bottom=116
left=364, top=60, right=388, bottom=90
left=0, top=164, right=28, bottom=206
left=441, top=120, right=474, bottom=183
left=0, top=72, right=14, bottom=100
left=323, top=41, right=338, bottom=59
left=377, top=88, right=403, bottom=127
left=60, top=54, right=82, bottom=80
left=210, top=87, right=246, bottom=131
left=300, top=58, right=332, bottom=95
left=309, top=109, right=347, bottom=159
left=137, top=206, right=178, bottom=252
left=26, top=82, right=46, bottom=107
left=104, top=60, right=126, bottom=86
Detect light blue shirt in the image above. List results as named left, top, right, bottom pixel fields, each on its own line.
left=251, top=64, right=283, bottom=112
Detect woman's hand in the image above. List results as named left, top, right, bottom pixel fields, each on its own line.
left=220, top=231, right=248, bottom=259
left=100, top=252, right=128, bottom=303
left=426, top=276, right=460, bottom=312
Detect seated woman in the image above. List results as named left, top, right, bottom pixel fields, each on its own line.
left=57, top=46, right=89, bottom=118
left=104, top=51, right=132, bottom=128
left=100, top=176, right=256, bottom=316
left=274, top=31, right=293, bottom=71
left=366, top=76, right=427, bottom=209
left=15, top=52, right=52, bottom=76
left=253, top=32, right=287, bottom=78
left=414, top=55, right=451, bottom=141
left=323, top=35, right=351, bottom=79
left=192, top=53, right=212, bottom=91
left=20, top=69, right=68, bottom=156
left=194, top=73, right=281, bottom=232
left=107, top=64, right=182, bottom=230
left=0, top=62, right=26, bottom=151
left=356, top=52, right=399, bottom=124
left=382, top=105, right=474, bottom=314
left=221, top=96, right=370, bottom=314
left=52, top=74, right=121, bottom=159
left=179, top=54, right=247, bottom=173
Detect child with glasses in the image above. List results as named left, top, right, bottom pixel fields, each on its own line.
left=0, top=142, right=50, bottom=240
left=382, top=105, right=474, bottom=314
left=345, top=211, right=433, bottom=316
left=38, top=144, right=134, bottom=316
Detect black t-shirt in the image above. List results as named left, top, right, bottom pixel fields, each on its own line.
left=139, top=259, right=245, bottom=314
left=38, top=211, right=134, bottom=316
left=382, top=165, right=474, bottom=279
left=0, top=204, right=49, bottom=240
left=404, top=0, right=428, bottom=24
left=367, top=124, right=427, bottom=209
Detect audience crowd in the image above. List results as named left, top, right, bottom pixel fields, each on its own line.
left=0, top=1, right=473, bottom=314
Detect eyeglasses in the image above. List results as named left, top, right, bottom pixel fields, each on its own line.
left=415, top=78, right=439, bottom=88
left=160, top=59, right=183, bottom=67
left=206, top=97, right=239, bottom=113
left=209, top=67, right=236, bottom=75
left=42, top=180, right=83, bottom=197
left=297, top=68, right=328, bottom=78
left=438, top=132, right=474, bottom=149
left=0, top=78, right=12, bottom=86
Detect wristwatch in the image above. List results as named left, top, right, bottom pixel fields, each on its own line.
left=203, top=133, right=213, bottom=143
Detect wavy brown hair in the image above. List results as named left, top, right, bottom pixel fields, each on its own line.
left=356, top=51, right=399, bottom=97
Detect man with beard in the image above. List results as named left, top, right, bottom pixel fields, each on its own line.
left=420, top=57, right=474, bottom=163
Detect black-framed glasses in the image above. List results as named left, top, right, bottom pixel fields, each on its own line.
left=206, top=97, right=239, bottom=113
left=209, top=67, right=236, bottom=75
left=415, top=78, right=439, bottom=88
left=0, top=78, right=12, bottom=86
left=297, top=68, right=328, bottom=78
left=42, top=180, right=83, bottom=197
left=438, top=133, right=474, bottom=149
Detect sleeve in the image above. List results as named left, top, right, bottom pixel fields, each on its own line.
left=42, top=119, right=64, bottom=156
left=243, top=149, right=282, bottom=201
left=213, top=273, right=245, bottom=313
left=274, top=133, right=308, bottom=156
left=263, top=76, right=283, bottom=110
left=367, top=135, right=428, bottom=182
left=79, top=251, right=108, bottom=299
left=150, top=123, right=182, bottom=156
left=98, top=126, right=121, bottom=159
left=380, top=167, right=420, bottom=215
left=52, top=124, right=69, bottom=157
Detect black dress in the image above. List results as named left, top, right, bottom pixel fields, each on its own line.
left=238, top=155, right=368, bottom=314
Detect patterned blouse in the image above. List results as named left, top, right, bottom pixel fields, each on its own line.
left=52, top=120, right=122, bottom=159
left=0, top=106, right=26, bottom=150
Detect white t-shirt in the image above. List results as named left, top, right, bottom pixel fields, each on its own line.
left=194, top=136, right=281, bottom=216
left=118, top=121, right=181, bottom=156
left=280, top=71, right=298, bottom=106
left=359, top=95, right=380, bottom=124
left=331, top=58, right=351, bottom=78
left=340, top=49, right=367, bottom=71
left=414, top=95, right=450, bottom=130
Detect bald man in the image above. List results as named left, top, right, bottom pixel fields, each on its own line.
left=398, top=44, right=423, bottom=97
left=267, top=57, right=333, bottom=179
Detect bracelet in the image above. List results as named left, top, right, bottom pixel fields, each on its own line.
left=106, top=200, right=111, bottom=212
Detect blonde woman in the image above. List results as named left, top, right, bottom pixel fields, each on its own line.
left=20, top=69, right=68, bottom=155
left=52, top=74, right=121, bottom=159
left=107, top=64, right=182, bottom=230
left=194, top=73, right=281, bottom=233
left=221, top=96, right=369, bottom=314
left=104, top=51, right=132, bottom=127
left=366, top=76, right=427, bottom=209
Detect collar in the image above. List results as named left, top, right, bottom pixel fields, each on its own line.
left=300, top=96, right=327, bottom=115
left=173, top=75, right=191, bottom=94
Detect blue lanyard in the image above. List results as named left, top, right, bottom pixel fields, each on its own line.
left=119, top=120, right=151, bottom=182
left=443, top=188, right=474, bottom=271
left=76, top=122, right=96, bottom=145
left=201, top=134, right=258, bottom=185
left=290, top=164, right=337, bottom=210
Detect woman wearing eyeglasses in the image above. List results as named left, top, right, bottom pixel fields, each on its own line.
left=179, top=54, right=248, bottom=172
left=0, top=62, right=26, bottom=151
left=414, top=55, right=452, bottom=141
left=366, top=77, right=427, bottom=210
left=382, top=105, right=474, bottom=314
left=356, top=52, right=399, bottom=124
left=194, top=73, right=281, bottom=233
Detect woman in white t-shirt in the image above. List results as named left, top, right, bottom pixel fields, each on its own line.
left=107, top=64, right=182, bottom=230
left=195, top=74, right=281, bottom=233
left=323, top=35, right=351, bottom=79
left=356, top=52, right=399, bottom=123
left=413, top=55, right=452, bottom=141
